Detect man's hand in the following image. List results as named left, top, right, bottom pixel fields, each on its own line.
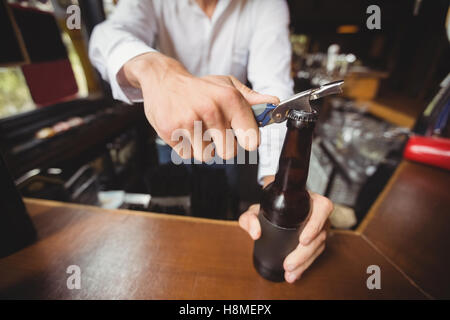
left=239, top=189, right=333, bottom=283
left=122, top=52, right=279, bottom=161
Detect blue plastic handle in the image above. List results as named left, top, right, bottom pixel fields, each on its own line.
left=252, top=103, right=277, bottom=127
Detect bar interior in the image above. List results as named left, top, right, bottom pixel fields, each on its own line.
left=0, top=0, right=449, bottom=300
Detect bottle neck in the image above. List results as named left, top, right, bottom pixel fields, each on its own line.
left=273, top=119, right=315, bottom=192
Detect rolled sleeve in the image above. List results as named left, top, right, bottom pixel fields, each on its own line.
left=106, top=41, right=156, bottom=103
left=88, top=0, right=158, bottom=104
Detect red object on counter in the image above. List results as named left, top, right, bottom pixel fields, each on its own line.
left=403, top=136, right=450, bottom=171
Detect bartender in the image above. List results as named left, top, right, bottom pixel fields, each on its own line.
left=89, top=0, right=332, bottom=283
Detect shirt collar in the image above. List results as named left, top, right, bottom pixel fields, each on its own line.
left=178, top=0, right=232, bottom=18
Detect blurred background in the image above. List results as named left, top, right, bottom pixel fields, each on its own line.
left=0, top=0, right=449, bottom=230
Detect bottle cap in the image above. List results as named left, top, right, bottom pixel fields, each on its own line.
left=286, top=109, right=318, bottom=122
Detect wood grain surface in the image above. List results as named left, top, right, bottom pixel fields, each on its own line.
left=361, top=161, right=450, bottom=299
left=0, top=198, right=425, bottom=299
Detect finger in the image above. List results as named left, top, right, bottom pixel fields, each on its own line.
left=223, top=127, right=238, bottom=161
left=228, top=98, right=260, bottom=152
left=154, top=106, right=195, bottom=160
left=285, top=243, right=326, bottom=283
left=202, top=138, right=216, bottom=163
left=238, top=211, right=261, bottom=239
left=202, top=110, right=231, bottom=160
left=228, top=76, right=280, bottom=105
left=171, top=130, right=194, bottom=160
left=238, top=205, right=261, bottom=239
left=181, top=124, right=209, bottom=162
left=180, top=116, right=214, bottom=162
left=212, top=78, right=259, bottom=151
left=248, top=214, right=261, bottom=239
left=284, top=230, right=327, bottom=272
left=300, top=192, right=334, bottom=246
left=206, top=85, right=255, bottom=154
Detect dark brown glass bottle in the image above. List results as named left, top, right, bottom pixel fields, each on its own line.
left=253, top=109, right=317, bottom=282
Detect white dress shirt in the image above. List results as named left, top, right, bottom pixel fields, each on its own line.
left=89, top=0, right=294, bottom=182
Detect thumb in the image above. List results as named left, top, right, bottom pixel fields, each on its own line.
left=238, top=204, right=261, bottom=240
left=229, top=76, right=280, bottom=106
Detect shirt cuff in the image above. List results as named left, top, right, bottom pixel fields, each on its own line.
left=107, top=40, right=157, bottom=104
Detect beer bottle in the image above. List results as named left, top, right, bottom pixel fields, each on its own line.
left=253, top=108, right=317, bottom=282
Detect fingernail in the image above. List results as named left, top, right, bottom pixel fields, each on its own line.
left=286, top=273, right=296, bottom=283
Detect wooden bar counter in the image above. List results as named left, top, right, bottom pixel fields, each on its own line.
left=0, top=161, right=448, bottom=299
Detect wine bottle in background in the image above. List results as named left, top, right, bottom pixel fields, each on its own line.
left=253, top=109, right=317, bottom=282
left=0, top=152, right=36, bottom=258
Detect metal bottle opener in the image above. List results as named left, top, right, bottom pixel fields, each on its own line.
left=252, top=80, right=344, bottom=127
